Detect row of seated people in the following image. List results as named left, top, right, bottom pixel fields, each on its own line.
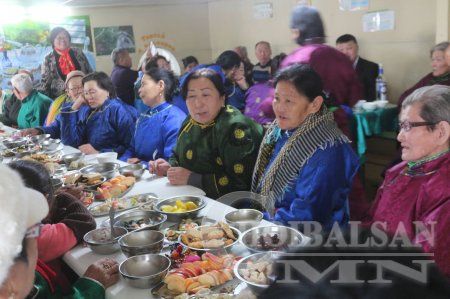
left=0, top=7, right=449, bottom=299
left=18, top=63, right=450, bottom=280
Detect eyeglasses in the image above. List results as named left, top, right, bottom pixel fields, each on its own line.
left=25, top=223, right=43, bottom=238
left=398, top=121, right=436, bottom=132
left=67, top=86, right=83, bottom=92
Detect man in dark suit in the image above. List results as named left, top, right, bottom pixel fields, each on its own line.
left=110, top=48, right=138, bottom=106
left=336, top=34, right=379, bottom=101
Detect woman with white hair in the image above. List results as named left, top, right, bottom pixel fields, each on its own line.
left=397, top=42, right=450, bottom=107
left=11, top=73, right=52, bottom=129
left=367, top=85, right=450, bottom=277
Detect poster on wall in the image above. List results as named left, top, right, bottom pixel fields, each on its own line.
left=339, top=0, right=369, bottom=11
left=362, top=10, right=395, bottom=32
left=0, top=16, right=94, bottom=90
left=93, top=25, right=135, bottom=56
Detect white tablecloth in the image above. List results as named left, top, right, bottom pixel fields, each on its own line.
left=1, top=133, right=265, bottom=298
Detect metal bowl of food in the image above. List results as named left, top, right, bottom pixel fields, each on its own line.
left=96, top=152, right=118, bottom=163
left=234, top=252, right=275, bottom=294
left=62, top=153, right=85, bottom=168
left=119, top=230, right=164, bottom=257
left=120, top=254, right=171, bottom=289
left=2, top=137, right=28, bottom=149
left=30, top=134, right=50, bottom=143
left=82, top=176, right=107, bottom=191
left=11, top=145, right=38, bottom=158
left=80, top=162, right=120, bottom=179
left=240, top=225, right=309, bottom=253
left=119, top=164, right=146, bottom=179
left=225, top=209, right=263, bottom=232
left=51, top=177, right=63, bottom=190
left=42, top=138, right=61, bottom=151
left=83, top=227, right=128, bottom=255
left=112, top=210, right=167, bottom=232
left=154, top=196, right=205, bottom=222
left=178, top=222, right=241, bottom=252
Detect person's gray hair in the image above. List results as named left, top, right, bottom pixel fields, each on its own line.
left=111, top=48, right=128, bottom=65
left=402, top=85, right=450, bottom=131
left=10, top=73, right=33, bottom=94
left=430, top=41, right=450, bottom=57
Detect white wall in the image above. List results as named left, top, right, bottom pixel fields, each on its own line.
left=71, top=0, right=442, bottom=103
left=208, top=0, right=437, bottom=102
left=72, top=2, right=212, bottom=75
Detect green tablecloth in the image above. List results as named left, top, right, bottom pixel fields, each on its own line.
left=352, top=105, right=399, bottom=157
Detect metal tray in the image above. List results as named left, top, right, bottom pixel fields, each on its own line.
left=89, top=192, right=158, bottom=217
left=151, top=277, right=242, bottom=299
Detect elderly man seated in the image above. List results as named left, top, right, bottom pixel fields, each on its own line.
left=10, top=73, right=52, bottom=129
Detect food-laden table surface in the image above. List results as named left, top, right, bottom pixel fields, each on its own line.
left=63, top=160, right=270, bottom=298
left=0, top=126, right=274, bottom=298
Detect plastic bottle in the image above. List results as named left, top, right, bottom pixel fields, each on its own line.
left=376, top=64, right=387, bottom=101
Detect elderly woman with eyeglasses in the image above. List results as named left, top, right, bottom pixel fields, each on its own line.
left=60, top=71, right=138, bottom=155
left=366, top=85, right=450, bottom=277
left=19, top=70, right=85, bottom=138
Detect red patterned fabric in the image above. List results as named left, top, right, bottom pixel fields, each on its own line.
left=56, top=48, right=76, bottom=76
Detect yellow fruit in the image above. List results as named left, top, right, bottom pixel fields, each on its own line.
left=161, top=205, right=174, bottom=212
left=185, top=201, right=198, bottom=210
left=175, top=199, right=187, bottom=210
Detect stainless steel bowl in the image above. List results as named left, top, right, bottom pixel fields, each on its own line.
left=30, top=134, right=50, bottom=143
left=119, top=164, right=146, bottom=179
left=112, top=210, right=167, bottom=232
left=119, top=230, right=164, bottom=257
left=240, top=225, right=308, bottom=253
left=80, top=162, right=120, bottom=179
left=42, top=138, right=61, bottom=151
left=11, top=145, right=38, bottom=158
left=120, top=254, right=171, bottom=289
left=154, top=196, right=206, bottom=222
left=2, top=138, right=28, bottom=149
left=51, top=177, right=63, bottom=190
left=83, top=227, right=128, bottom=255
left=81, top=176, right=107, bottom=191
left=225, top=209, right=263, bottom=232
left=178, top=224, right=241, bottom=252
left=233, top=252, right=276, bottom=294
left=62, top=153, right=85, bottom=167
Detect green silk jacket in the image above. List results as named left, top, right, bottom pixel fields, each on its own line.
left=169, top=105, right=264, bottom=198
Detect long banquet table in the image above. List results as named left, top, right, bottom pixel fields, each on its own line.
left=59, top=147, right=266, bottom=298
left=0, top=127, right=269, bottom=298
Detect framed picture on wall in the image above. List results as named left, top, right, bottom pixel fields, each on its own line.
left=93, top=25, right=135, bottom=56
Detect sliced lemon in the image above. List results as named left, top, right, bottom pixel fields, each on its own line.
left=161, top=205, right=174, bottom=212
left=185, top=201, right=198, bottom=210
left=175, top=199, right=187, bottom=210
